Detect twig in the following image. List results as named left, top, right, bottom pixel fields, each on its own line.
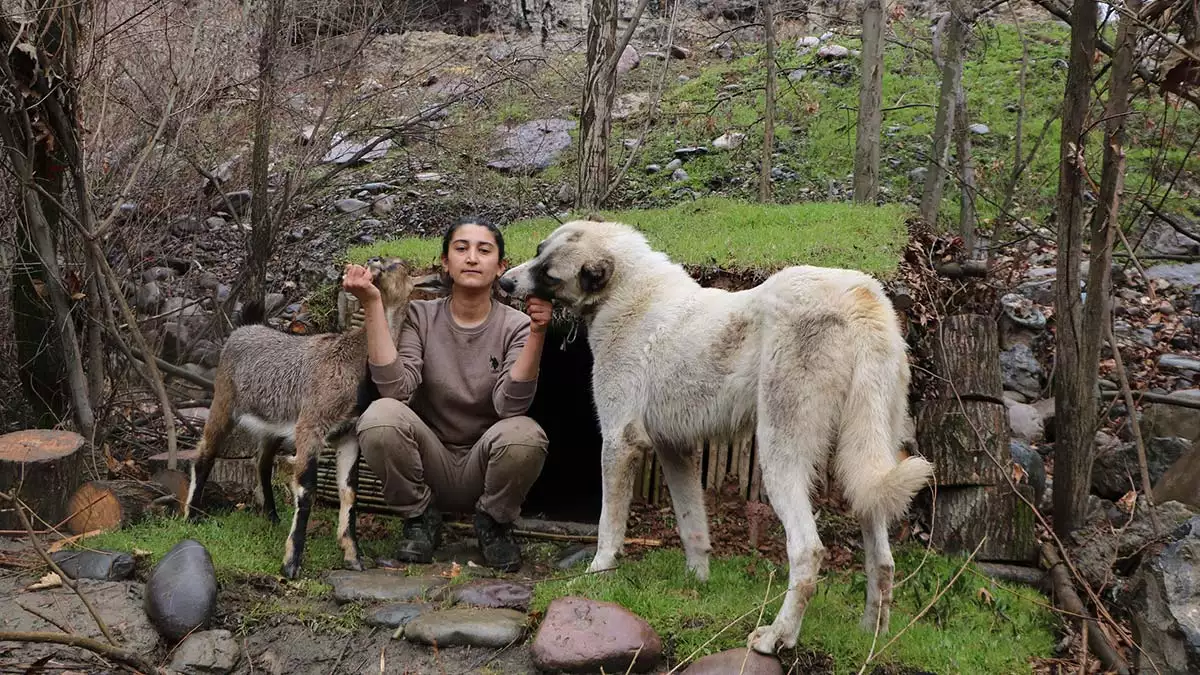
left=1105, top=320, right=1161, bottom=533
left=665, top=585, right=793, bottom=674
left=1098, top=389, right=1200, bottom=410
left=0, top=631, right=162, bottom=674
left=18, top=602, right=76, bottom=635
left=0, top=492, right=117, bottom=646
left=442, top=521, right=660, bottom=546
left=1041, top=543, right=1131, bottom=675
left=1138, top=198, right=1200, bottom=245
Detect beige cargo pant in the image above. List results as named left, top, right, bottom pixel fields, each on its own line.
left=355, top=398, right=548, bottom=523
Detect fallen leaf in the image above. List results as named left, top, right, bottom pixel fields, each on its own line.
left=976, top=587, right=994, bottom=605
left=1116, top=490, right=1137, bottom=513
left=27, top=572, right=62, bottom=591
left=1012, top=463, right=1028, bottom=483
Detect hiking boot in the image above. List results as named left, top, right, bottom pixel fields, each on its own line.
left=474, top=509, right=522, bottom=573
left=396, top=507, right=442, bottom=564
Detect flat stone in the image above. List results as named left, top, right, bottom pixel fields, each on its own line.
left=449, top=580, right=533, bottom=611
left=712, top=132, right=746, bottom=150
left=50, top=550, right=135, bottom=581
left=1146, top=262, right=1200, bottom=288
left=682, top=648, right=783, bottom=674
left=969, top=123, right=990, bottom=135
left=334, top=198, right=369, bottom=214
left=365, top=602, right=426, bottom=628
left=817, top=44, right=850, bottom=59
left=1160, top=354, right=1200, bottom=373
left=531, top=596, right=662, bottom=673
left=169, top=629, right=241, bottom=674
left=403, top=607, right=526, bottom=648
left=327, top=570, right=447, bottom=604
left=487, top=118, right=576, bottom=175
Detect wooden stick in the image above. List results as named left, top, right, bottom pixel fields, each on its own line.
left=1105, top=320, right=1160, bottom=534
left=1099, top=389, right=1200, bottom=410
left=1040, top=543, right=1130, bottom=675
left=0, top=630, right=163, bottom=674
left=442, top=521, right=661, bottom=547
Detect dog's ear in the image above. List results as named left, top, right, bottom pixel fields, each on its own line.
left=580, top=257, right=613, bottom=293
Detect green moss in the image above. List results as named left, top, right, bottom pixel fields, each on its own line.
left=347, top=197, right=910, bottom=277
left=533, top=547, right=1056, bottom=674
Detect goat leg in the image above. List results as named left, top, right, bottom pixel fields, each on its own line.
left=256, top=436, right=284, bottom=524
left=281, top=426, right=320, bottom=580
left=334, top=432, right=365, bottom=571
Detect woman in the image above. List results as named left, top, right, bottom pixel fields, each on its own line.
left=343, top=216, right=552, bottom=572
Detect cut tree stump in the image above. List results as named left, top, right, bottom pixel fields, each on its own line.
left=0, top=430, right=87, bottom=531
left=64, top=480, right=166, bottom=534
left=916, top=398, right=1010, bottom=485
left=147, top=451, right=259, bottom=513
left=928, top=484, right=1038, bottom=563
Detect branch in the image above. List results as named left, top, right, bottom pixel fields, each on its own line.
left=1138, top=198, right=1200, bottom=244
left=1105, top=321, right=1161, bottom=533
left=1041, top=543, right=1131, bottom=675
left=0, top=631, right=163, bottom=674
left=1099, top=388, right=1200, bottom=410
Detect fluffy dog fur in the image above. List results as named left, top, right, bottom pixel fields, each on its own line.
left=499, top=220, right=933, bottom=654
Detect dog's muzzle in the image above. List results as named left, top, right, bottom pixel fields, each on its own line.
left=498, top=276, right=517, bottom=294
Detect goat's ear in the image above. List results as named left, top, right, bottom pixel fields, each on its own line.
left=579, top=257, right=613, bottom=294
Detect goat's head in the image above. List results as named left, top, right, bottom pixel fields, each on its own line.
left=365, top=257, right=442, bottom=308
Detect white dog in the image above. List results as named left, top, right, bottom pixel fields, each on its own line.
left=499, top=219, right=933, bottom=654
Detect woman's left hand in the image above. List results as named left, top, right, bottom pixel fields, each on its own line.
left=525, top=297, right=552, bottom=334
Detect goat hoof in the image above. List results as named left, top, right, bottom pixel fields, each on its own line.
left=280, top=561, right=301, bottom=580
left=344, top=557, right=365, bottom=572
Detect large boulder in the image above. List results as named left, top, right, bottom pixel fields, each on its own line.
left=1127, top=516, right=1200, bottom=674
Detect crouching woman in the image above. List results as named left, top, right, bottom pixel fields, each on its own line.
left=342, top=216, right=551, bottom=572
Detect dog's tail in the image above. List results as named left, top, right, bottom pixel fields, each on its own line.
left=833, top=290, right=934, bottom=525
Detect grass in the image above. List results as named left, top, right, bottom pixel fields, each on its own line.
left=533, top=547, right=1056, bottom=674
left=346, top=196, right=911, bottom=277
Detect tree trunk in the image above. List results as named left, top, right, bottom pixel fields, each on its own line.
left=0, top=430, right=87, bottom=530
left=853, top=0, right=886, bottom=204
left=576, top=0, right=618, bottom=212
left=954, top=89, right=977, bottom=252
left=1052, top=0, right=1099, bottom=538
left=64, top=480, right=165, bottom=534
left=919, top=2, right=968, bottom=224
left=244, top=0, right=286, bottom=308
left=759, top=0, right=777, bottom=202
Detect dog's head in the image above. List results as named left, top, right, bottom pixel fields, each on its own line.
left=365, top=257, right=442, bottom=307
left=499, top=220, right=640, bottom=311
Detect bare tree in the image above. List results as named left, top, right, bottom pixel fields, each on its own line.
left=853, top=0, right=886, bottom=203
left=577, top=0, right=619, bottom=211
left=760, top=0, right=777, bottom=202
left=919, top=0, right=969, bottom=225
left=1052, top=0, right=1100, bottom=537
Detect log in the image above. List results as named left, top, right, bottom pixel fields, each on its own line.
left=916, top=398, right=1010, bottom=486
left=0, top=430, right=88, bottom=531
left=149, top=451, right=259, bottom=513
left=929, top=484, right=1038, bottom=563
left=64, top=480, right=165, bottom=534
left=1040, top=542, right=1131, bottom=675
left=930, top=314, right=1003, bottom=399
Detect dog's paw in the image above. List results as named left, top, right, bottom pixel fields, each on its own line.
left=587, top=555, right=618, bottom=574
left=686, top=556, right=710, bottom=583
left=859, top=610, right=890, bottom=636
left=747, top=626, right=782, bottom=655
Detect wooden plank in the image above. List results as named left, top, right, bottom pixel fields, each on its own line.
left=704, top=438, right=717, bottom=490
left=714, top=438, right=728, bottom=491
left=750, top=439, right=763, bottom=502
left=737, top=433, right=753, bottom=499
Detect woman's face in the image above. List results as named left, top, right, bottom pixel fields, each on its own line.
left=443, top=223, right=505, bottom=291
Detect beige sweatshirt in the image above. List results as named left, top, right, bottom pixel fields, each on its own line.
left=368, top=297, right=538, bottom=449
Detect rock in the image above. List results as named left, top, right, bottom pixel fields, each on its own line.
left=1006, top=400, right=1044, bottom=443
left=335, top=198, right=369, bottom=214
left=487, top=119, right=577, bottom=175
left=969, top=123, right=990, bottom=135
left=1140, top=219, right=1200, bottom=257
left=371, top=195, right=395, bottom=216
left=681, top=648, right=783, bottom=674
left=617, top=45, right=640, bottom=75
left=531, top=597, right=662, bottom=673
left=908, top=166, right=928, bottom=183
left=210, top=190, right=252, bottom=216
left=360, top=182, right=391, bottom=193
left=1159, top=354, right=1200, bottom=374
left=1010, top=440, right=1046, bottom=507
left=556, top=544, right=597, bottom=569
left=1073, top=499, right=1197, bottom=589
left=712, top=132, right=746, bottom=150
left=669, top=45, right=691, bottom=59
left=1000, top=293, right=1046, bottom=331
left=403, top=608, right=526, bottom=648
left=645, top=164, right=661, bottom=174
left=188, top=340, right=221, bottom=369
left=160, top=321, right=190, bottom=364
left=448, top=580, right=533, bottom=611
left=365, top=602, right=426, bottom=628
left=323, top=133, right=391, bottom=164
left=144, top=539, right=218, bottom=642
left=1128, top=515, right=1200, bottom=673
left=796, top=36, right=821, bottom=49
left=788, top=68, right=807, bottom=81
left=671, top=168, right=689, bottom=182
left=265, top=292, right=287, bottom=317
left=1142, top=390, right=1200, bottom=442
left=708, top=41, right=734, bottom=60
left=665, top=158, right=683, bottom=171
left=1146, top=262, right=1200, bottom=288
left=1000, top=343, right=1044, bottom=400
left=1092, top=437, right=1193, bottom=500
left=414, top=172, right=442, bottom=182
left=171, top=216, right=205, bottom=235
left=137, top=282, right=163, bottom=314
left=50, top=550, right=136, bottom=581
left=612, top=92, right=649, bottom=121
left=327, top=570, right=447, bottom=604
left=205, top=216, right=227, bottom=230
left=674, top=146, right=708, bottom=159
left=556, top=182, right=575, bottom=204
left=169, top=629, right=240, bottom=674
left=817, top=44, right=850, bottom=59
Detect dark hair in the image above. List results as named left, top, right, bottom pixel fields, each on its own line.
left=441, top=216, right=505, bottom=261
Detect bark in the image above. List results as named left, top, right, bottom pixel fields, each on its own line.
left=954, top=89, right=978, bottom=251
left=1052, top=0, right=1099, bottom=537
left=760, top=0, right=777, bottom=202
left=920, top=2, right=969, bottom=224
left=244, top=0, right=286, bottom=307
left=576, top=0, right=619, bottom=212
left=854, top=0, right=886, bottom=203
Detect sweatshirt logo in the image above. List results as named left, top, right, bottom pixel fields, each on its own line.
left=490, top=356, right=500, bottom=372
